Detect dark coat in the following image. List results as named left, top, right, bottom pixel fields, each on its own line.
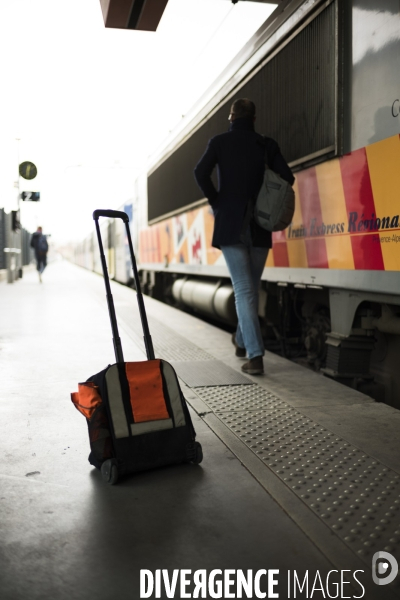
left=30, top=231, right=48, bottom=257
left=194, top=117, right=294, bottom=248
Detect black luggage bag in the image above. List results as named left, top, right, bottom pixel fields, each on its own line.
left=71, top=209, right=203, bottom=484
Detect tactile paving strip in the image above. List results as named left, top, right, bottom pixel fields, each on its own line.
left=195, top=384, right=289, bottom=411
left=171, top=361, right=252, bottom=387
left=152, top=332, right=212, bottom=362
left=216, top=408, right=400, bottom=574
left=117, top=305, right=213, bottom=361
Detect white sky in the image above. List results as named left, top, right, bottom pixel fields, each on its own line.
left=0, top=0, right=276, bottom=243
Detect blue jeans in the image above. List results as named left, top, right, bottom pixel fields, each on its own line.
left=221, top=236, right=268, bottom=360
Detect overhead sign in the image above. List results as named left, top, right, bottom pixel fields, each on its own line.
left=21, top=192, right=40, bottom=202
left=100, top=0, right=169, bottom=31
left=19, top=161, right=37, bottom=180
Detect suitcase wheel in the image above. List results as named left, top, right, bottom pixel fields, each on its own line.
left=101, top=459, right=119, bottom=485
left=187, top=441, right=203, bottom=465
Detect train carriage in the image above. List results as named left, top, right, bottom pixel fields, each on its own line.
left=76, top=0, right=400, bottom=408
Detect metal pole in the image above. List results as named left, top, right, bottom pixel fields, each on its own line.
left=16, top=138, right=23, bottom=278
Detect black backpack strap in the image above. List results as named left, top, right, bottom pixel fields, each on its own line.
left=263, top=135, right=269, bottom=168
left=263, top=135, right=279, bottom=170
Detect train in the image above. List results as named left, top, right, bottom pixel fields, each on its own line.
left=74, top=0, right=400, bottom=409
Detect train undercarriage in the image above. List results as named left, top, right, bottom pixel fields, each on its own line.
left=139, top=268, right=400, bottom=410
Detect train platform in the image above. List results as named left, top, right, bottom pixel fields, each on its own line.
left=0, top=259, right=399, bottom=600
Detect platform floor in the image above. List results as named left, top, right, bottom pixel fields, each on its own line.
left=0, top=260, right=399, bottom=600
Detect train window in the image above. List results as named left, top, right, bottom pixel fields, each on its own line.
left=148, top=0, right=340, bottom=224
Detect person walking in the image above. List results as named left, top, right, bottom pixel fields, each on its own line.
left=30, top=226, right=48, bottom=282
left=194, top=98, right=294, bottom=375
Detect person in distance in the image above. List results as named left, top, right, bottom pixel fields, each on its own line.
left=30, top=226, right=49, bottom=283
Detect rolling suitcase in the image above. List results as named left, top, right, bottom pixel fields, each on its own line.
left=71, top=209, right=203, bottom=484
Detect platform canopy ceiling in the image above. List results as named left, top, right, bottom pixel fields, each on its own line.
left=99, top=0, right=280, bottom=31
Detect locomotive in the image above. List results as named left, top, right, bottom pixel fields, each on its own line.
left=74, top=0, right=400, bottom=409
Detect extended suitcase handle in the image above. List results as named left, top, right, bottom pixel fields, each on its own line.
left=93, top=208, right=156, bottom=362
left=93, top=209, right=129, bottom=222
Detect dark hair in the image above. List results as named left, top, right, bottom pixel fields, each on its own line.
left=230, top=98, right=256, bottom=119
